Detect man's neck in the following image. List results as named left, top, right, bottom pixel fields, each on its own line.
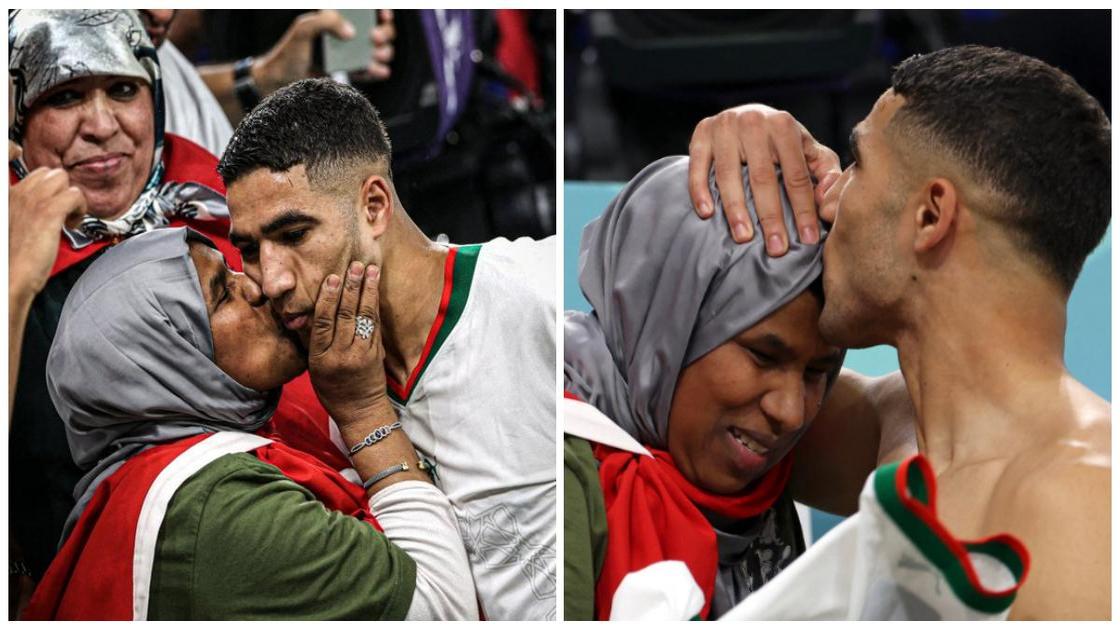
left=378, top=226, right=450, bottom=389
left=893, top=268, right=1071, bottom=476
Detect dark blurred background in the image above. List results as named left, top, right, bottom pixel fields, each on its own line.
left=565, top=9, right=1111, bottom=181
left=174, top=9, right=555, bottom=244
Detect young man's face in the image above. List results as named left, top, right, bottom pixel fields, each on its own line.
left=819, top=90, right=913, bottom=348
left=227, top=164, right=362, bottom=349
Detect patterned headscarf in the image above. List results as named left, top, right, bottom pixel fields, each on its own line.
left=47, top=228, right=278, bottom=537
left=8, top=10, right=225, bottom=246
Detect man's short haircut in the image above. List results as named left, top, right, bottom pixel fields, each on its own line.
left=889, top=45, right=1110, bottom=292
left=217, top=78, right=393, bottom=190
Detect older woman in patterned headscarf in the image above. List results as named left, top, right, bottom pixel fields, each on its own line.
left=8, top=9, right=234, bottom=251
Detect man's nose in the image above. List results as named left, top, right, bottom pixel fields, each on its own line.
left=78, top=92, right=121, bottom=143
left=258, top=244, right=296, bottom=301
left=760, top=376, right=807, bottom=437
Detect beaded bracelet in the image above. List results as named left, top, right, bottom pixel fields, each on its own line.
left=349, top=421, right=403, bottom=456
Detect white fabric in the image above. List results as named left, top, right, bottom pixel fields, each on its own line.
left=132, top=431, right=272, bottom=620
left=795, top=501, right=814, bottom=546
left=392, top=236, right=557, bottom=620
left=370, top=480, right=479, bottom=620
left=562, top=397, right=650, bottom=456
left=720, top=460, right=1024, bottom=621
left=610, top=561, right=704, bottom=621
left=158, top=41, right=233, bottom=157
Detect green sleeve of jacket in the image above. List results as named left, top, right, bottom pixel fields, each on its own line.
left=564, top=435, right=608, bottom=620
left=148, top=452, right=416, bottom=620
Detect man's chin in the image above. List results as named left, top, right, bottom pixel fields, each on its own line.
left=820, top=305, right=881, bottom=349
left=819, top=305, right=855, bottom=347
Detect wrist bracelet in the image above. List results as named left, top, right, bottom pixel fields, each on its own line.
left=349, top=421, right=403, bottom=456
left=233, top=56, right=262, bottom=113
left=363, top=461, right=409, bottom=490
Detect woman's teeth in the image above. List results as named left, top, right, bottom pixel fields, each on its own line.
left=730, top=427, right=769, bottom=455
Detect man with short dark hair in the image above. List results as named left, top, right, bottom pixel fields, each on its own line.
left=690, top=45, right=1111, bottom=619
left=218, top=78, right=556, bottom=621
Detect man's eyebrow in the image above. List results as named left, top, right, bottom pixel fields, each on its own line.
left=229, top=209, right=319, bottom=249
left=261, top=209, right=319, bottom=236
left=849, top=127, right=863, bottom=165
left=228, top=229, right=251, bottom=249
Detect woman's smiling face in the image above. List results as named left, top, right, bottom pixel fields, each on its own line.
left=21, top=74, right=154, bottom=220
left=666, top=290, right=843, bottom=495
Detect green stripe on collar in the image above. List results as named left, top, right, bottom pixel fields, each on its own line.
left=873, top=456, right=1028, bottom=614
left=388, top=244, right=481, bottom=405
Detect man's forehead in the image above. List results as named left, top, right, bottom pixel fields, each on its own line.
left=227, top=166, right=312, bottom=231
left=229, top=165, right=310, bottom=199
left=865, top=90, right=906, bottom=134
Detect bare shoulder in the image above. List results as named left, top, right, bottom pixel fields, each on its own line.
left=992, top=384, right=1111, bottom=620
left=1003, top=379, right=1109, bottom=499
left=994, top=386, right=1109, bottom=530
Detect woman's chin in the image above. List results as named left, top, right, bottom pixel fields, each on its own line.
left=704, top=471, right=765, bottom=496
left=80, top=194, right=132, bottom=221
left=706, top=451, right=777, bottom=495
left=235, top=353, right=307, bottom=393
left=275, top=353, right=309, bottom=386
left=71, top=177, right=145, bottom=221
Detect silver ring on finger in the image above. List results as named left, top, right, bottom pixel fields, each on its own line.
left=355, top=315, right=375, bottom=340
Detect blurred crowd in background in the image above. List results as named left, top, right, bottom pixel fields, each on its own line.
left=167, top=9, right=556, bottom=242
left=565, top=9, right=1110, bottom=181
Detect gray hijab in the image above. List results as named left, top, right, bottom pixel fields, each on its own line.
left=564, top=156, right=828, bottom=448
left=47, top=227, right=278, bottom=537
left=564, top=156, right=835, bottom=615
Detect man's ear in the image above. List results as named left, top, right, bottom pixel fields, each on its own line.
left=912, top=177, right=958, bottom=254
left=360, top=174, right=394, bottom=238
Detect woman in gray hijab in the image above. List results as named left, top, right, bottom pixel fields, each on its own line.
left=24, top=228, right=477, bottom=620
left=563, top=156, right=848, bottom=620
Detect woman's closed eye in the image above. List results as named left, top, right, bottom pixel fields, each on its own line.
left=747, top=348, right=776, bottom=368
left=216, top=282, right=232, bottom=308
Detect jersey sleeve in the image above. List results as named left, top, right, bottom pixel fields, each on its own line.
left=148, top=452, right=416, bottom=620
